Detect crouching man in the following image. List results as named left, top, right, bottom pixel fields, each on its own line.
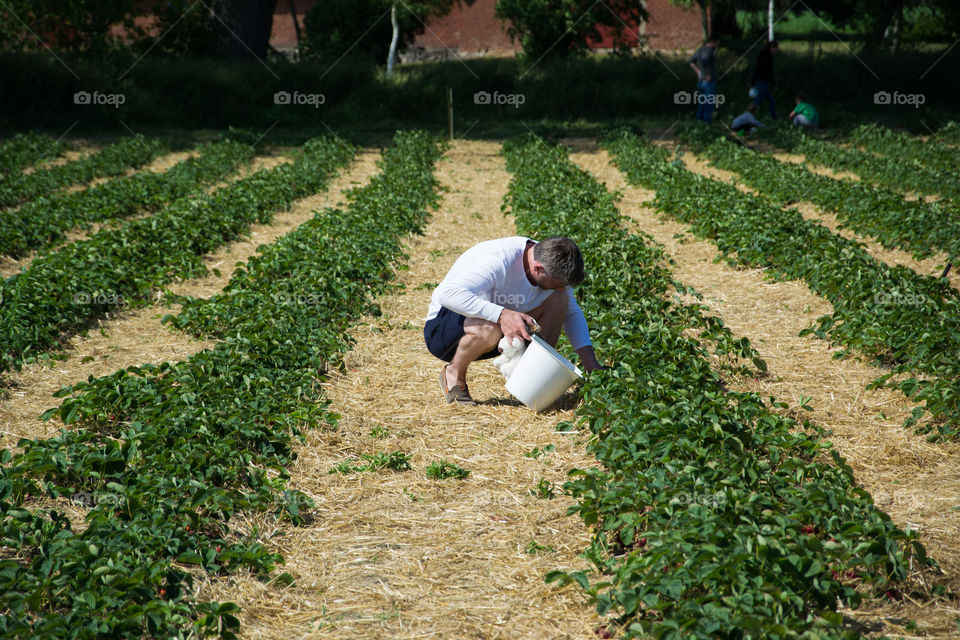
left=424, top=236, right=603, bottom=405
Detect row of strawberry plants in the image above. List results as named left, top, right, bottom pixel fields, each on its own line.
left=937, top=121, right=960, bottom=144
left=502, top=133, right=928, bottom=639
left=850, top=123, right=956, bottom=175
left=0, top=140, right=253, bottom=259
left=0, top=130, right=442, bottom=639
left=0, top=127, right=439, bottom=638
left=768, top=126, right=960, bottom=204
left=0, top=136, right=354, bottom=372
left=0, top=133, right=66, bottom=176
left=0, top=137, right=162, bottom=208
left=608, top=129, right=960, bottom=439
left=677, top=125, right=960, bottom=263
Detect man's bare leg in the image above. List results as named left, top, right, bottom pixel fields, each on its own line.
left=445, top=318, right=501, bottom=389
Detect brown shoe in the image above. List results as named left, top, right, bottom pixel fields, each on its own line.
left=439, top=366, right=476, bottom=405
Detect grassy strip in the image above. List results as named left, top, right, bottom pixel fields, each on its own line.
left=502, top=133, right=930, bottom=639
left=850, top=123, right=957, bottom=175
left=0, top=140, right=253, bottom=259
left=767, top=126, right=960, bottom=204
left=678, top=124, right=960, bottom=263
left=608, top=128, right=960, bottom=440
left=0, top=137, right=353, bottom=372
left=0, top=130, right=443, bottom=639
left=0, top=137, right=161, bottom=208
left=0, top=133, right=66, bottom=176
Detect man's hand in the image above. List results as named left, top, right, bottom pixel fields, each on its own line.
left=575, top=345, right=607, bottom=373
left=499, top=308, right=536, bottom=342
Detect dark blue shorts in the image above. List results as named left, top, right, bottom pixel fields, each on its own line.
left=424, top=306, right=500, bottom=362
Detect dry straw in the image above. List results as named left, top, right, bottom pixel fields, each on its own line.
left=196, top=140, right=606, bottom=639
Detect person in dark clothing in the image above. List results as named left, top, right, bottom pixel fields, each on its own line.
left=751, top=40, right=778, bottom=119
left=688, top=36, right=720, bottom=123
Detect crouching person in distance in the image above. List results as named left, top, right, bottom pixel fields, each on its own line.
left=424, top=236, right=604, bottom=405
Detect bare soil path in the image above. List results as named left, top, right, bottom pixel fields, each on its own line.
left=196, top=140, right=601, bottom=640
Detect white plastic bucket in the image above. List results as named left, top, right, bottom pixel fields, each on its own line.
left=505, top=335, right=583, bottom=411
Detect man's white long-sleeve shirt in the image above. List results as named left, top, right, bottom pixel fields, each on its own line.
left=426, top=236, right=592, bottom=350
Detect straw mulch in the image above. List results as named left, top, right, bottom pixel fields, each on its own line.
left=569, top=141, right=960, bottom=637
left=195, top=140, right=604, bottom=639
left=771, top=152, right=861, bottom=182
left=679, top=150, right=957, bottom=290
left=0, top=151, right=381, bottom=448
left=21, top=149, right=87, bottom=175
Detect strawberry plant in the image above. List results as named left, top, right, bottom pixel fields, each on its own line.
left=937, top=121, right=960, bottom=144
left=767, top=125, right=960, bottom=204
left=503, top=133, right=931, bottom=639
left=425, top=460, right=469, bottom=480
left=0, top=133, right=66, bottom=176
left=0, top=130, right=443, bottom=638
left=329, top=451, right=412, bottom=474
left=0, top=136, right=354, bottom=372
left=0, top=136, right=161, bottom=207
left=608, top=128, right=960, bottom=440
left=0, top=140, right=254, bottom=259
left=850, top=123, right=956, bottom=176
left=677, top=124, right=960, bottom=263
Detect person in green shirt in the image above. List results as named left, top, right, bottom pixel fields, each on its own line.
left=788, top=92, right=819, bottom=130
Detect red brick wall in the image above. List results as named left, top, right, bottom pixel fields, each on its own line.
left=270, top=0, right=311, bottom=51
left=276, top=0, right=706, bottom=55
left=643, top=0, right=706, bottom=52
left=411, top=0, right=517, bottom=55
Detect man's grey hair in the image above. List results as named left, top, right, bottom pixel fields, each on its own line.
left=533, top=237, right=585, bottom=286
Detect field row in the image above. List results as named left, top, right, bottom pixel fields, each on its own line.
left=0, top=137, right=161, bottom=208
left=502, top=133, right=932, bottom=638
left=618, top=128, right=960, bottom=440
left=0, top=131, right=442, bottom=638
left=0, top=139, right=253, bottom=259
left=0, top=137, right=352, bottom=372
left=0, top=127, right=954, bottom=639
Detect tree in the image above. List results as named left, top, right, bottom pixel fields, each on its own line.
left=0, top=0, right=139, bottom=52
left=212, top=0, right=278, bottom=59
left=301, top=0, right=456, bottom=64
left=669, top=0, right=760, bottom=41
left=801, top=0, right=960, bottom=51
left=495, top=0, right=647, bottom=61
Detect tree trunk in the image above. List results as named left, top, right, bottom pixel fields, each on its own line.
left=864, top=0, right=902, bottom=51
left=699, top=0, right=709, bottom=40
left=768, top=0, right=774, bottom=41
left=387, top=2, right=399, bottom=76
left=288, top=0, right=301, bottom=45
left=214, top=0, right=278, bottom=59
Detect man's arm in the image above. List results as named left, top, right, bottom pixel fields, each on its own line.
left=688, top=49, right=701, bottom=78
left=562, top=290, right=604, bottom=372
left=434, top=253, right=505, bottom=323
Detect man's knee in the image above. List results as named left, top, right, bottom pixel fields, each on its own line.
left=463, top=318, right=502, bottom=347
